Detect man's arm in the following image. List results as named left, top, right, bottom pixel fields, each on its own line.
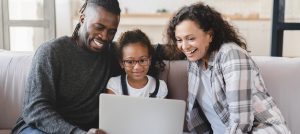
left=22, top=44, right=86, bottom=134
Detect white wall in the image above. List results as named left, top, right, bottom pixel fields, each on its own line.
left=0, top=1, right=3, bottom=49
left=119, top=0, right=270, bottom=16
left=55, top=0, right=72, bottom=37
left=55, top=0, right=300, bottom=57
left=117, top=0, right=300, bottom=57
left=118, top=0, right=197, bottom=13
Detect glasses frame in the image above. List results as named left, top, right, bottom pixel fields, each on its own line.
left=122, top=58, right=151, bottom=68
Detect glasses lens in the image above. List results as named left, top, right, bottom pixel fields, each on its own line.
left=139, top=59, right=149, bottom=66
left=123, top=58, right=150, bottom=67
left=123, top=60, right=135, bottom=67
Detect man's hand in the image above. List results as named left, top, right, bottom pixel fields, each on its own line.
left=87, top=128, right=106, bottom=134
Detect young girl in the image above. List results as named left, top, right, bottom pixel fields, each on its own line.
left=106, top=29, right=168, bottom=98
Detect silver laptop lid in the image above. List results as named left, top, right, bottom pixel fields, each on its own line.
left=99, top=94, right=186, bottom=134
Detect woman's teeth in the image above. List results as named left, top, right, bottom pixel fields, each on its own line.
left=186, top=48, right=197, bottom=54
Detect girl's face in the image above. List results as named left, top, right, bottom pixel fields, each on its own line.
left=175, top=20, right=212, bottom=62
left=121, top=43, right=150, bottom=82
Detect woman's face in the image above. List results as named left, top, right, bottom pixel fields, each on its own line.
left=175, top=20, right=212, bottom=62
left=121, top=43, right=150, bottom=82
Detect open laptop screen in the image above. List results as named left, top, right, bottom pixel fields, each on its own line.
left=99, top=94, right=186, bottom=134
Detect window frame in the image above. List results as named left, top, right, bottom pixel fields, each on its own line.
left=0, top=1, right=3, bottom=49
left=0, top=0, right=56, bottom=50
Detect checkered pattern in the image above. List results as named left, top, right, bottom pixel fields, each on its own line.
left=186, top=43, right=291, bottom=134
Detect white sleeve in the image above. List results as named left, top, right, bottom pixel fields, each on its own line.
left=106, top=77, right=122, bottom=95
left=157, top=80, right=168, bottom=98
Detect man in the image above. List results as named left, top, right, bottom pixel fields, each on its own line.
left=12, top=0, right=121, bottom=133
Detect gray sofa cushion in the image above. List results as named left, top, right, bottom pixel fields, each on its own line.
left=252, top=56, right=300, bottom=133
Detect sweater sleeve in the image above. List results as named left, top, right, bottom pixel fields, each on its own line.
left=22, top=44, right=86, bottom=134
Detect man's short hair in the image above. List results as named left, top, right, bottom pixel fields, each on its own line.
left=83, top=0, right=121, bottom=15
left=72, top=0, right=121, bottom=39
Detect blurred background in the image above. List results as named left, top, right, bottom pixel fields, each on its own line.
left=0, top=0, right=299, bottom=57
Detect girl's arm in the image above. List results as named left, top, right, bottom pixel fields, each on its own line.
left=106, top=89, right=116, bottom=94
left=105, top=77, right=119, bottom=95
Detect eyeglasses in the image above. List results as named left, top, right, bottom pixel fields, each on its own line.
left=122, top=58, right=150, bottom=67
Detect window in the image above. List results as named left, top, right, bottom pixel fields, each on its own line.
left=0, top=0, right=55, bottom=51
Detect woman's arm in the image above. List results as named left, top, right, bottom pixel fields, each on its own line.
left=220, top=48, right=255, bottom=133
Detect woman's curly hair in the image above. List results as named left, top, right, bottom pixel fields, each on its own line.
left=117, top=29, right=166, bottom=79
left=166, top=2, right=247, bottom=59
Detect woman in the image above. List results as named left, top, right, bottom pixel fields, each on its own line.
left=166, top=2, right=290, bottom=134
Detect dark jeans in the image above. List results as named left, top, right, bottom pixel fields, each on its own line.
left=19, top=126, right=46, bottom=134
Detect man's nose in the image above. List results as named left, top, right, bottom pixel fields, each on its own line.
left=98, top=30, right=108, bottom=41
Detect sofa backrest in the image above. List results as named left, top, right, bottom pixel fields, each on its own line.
left=1, top=51, right=300, bottom=133
left=0, top=51, right=33, bottom=129
left=161, top=60, right=188, bottom=101
left=252, top=56, right=300, bottom=134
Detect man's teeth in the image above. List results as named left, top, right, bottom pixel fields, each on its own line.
left=94, top=39, right=103, bottom=47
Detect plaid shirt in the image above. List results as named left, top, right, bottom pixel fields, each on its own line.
left=186, top=43, right=291, bottom=134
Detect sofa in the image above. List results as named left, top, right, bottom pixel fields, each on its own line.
left=1, top=50, right=300, bottom=134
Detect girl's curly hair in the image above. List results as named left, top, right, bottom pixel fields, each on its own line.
left=117, top=29, right=166, bottom=79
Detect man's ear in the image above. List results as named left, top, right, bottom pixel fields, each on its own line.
left=79, top=14, right=85, bottom=25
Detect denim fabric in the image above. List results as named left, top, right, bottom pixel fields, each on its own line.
left=19, top=126, right=46, bottom=134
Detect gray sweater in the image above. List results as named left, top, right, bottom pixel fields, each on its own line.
left=15, top=36, right=117, bottom=133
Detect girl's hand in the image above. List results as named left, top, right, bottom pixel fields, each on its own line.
left=87, top=128, right=107, bottom=134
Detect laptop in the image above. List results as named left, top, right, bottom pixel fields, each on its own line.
left=99, top=94, right=186, bottom=134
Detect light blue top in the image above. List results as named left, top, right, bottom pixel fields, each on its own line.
left=196, top=67, right=226, bottom=134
